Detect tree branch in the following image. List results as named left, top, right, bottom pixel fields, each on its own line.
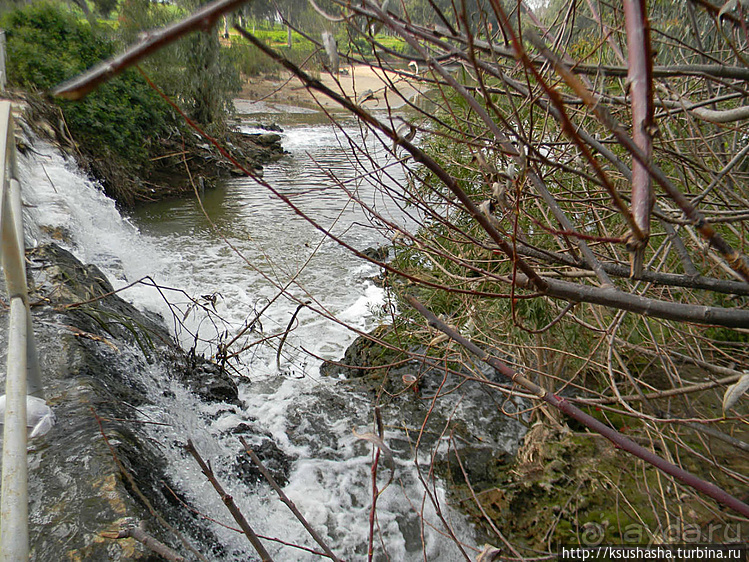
left=102, top=524, right=186, bottom=562
left=51, top=0, right=250, bottom=100
left=239, top=437, right=342, bottom=562
left=405, top=295, right=749, bottom=519
left=185, top=440, right=274, bottom=562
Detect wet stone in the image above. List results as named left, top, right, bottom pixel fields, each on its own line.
left=232, top=438, right=293, bottom=487
left=0, top=244, right=255, bottom=560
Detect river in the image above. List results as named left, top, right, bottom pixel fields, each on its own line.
left=18, top=107, right=501, bottom=560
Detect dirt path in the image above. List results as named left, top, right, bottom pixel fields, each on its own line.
left=235, top=64, right=423, bottom=114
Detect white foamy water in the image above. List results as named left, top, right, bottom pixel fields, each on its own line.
left=17, top=120, right=482, bottom=560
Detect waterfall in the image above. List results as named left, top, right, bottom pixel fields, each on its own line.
left=14, top=126, right=497, bottom=560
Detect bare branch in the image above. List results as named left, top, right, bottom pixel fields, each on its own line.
left=185, top=440, right=274, bottom=562
left=624, top=0, right=655, bottom=276
left=102, top=524, right=186, bottom=562
left=239, top=437, right=343, bottom=562
left=524, top=27, right=749, bottom=284
left=51, top=0, right=250, bottom=100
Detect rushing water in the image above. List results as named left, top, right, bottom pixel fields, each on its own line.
left=129, top=116, right=408, bottom=370
left=16, top=110, right=502, bottom=560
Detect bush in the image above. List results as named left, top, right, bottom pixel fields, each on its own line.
left=2, top=2, right=174, bottom=164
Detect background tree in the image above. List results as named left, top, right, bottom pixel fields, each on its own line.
left=118, top=0, right=240, bottom=126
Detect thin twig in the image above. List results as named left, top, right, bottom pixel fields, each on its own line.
left=185, top=440, right=274, bottom=562
left=239, top=437, right=343, bottom=562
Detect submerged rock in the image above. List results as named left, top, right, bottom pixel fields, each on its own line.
left=255, top=133, right=282, bottom=147
left=320, top=324, right=528, bottom=495
left=231, top=437, right=293, bottom=488
left=0, top=244, right=241, bottom=560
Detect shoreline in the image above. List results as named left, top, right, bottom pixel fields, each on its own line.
left=234, top=64, right=424, bottom=116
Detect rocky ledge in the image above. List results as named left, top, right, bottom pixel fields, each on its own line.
left=0, top=243, right=287, bottom=560
left=320, top=326, right=529, bottom=539
left=321, top=327, right=749, bottom=551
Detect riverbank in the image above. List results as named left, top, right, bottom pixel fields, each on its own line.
left=321, top=327, right=749, bottom=551
left=13, top=91, right=285, bottom=207
left=235, top=64, right=425, bottom=114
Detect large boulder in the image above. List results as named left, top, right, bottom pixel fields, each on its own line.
left=320, top=325, right=528, bottom=490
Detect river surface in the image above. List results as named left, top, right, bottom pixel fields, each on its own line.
left=18, top=109, right=495, bottom=560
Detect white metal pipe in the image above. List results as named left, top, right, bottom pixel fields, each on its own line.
left=0, top=298, right=29, bottom=561
left=7, top=177, right=42, bottom=398
left=0, top=108, right=27, bottom=300
left=0, top=188, right=26, bottom=297
left=8, top=179, right=23, bottom=263
left=0, top=32, right=6, bottom=93
left=0, top=104, right=8, bottom=269
left=0, top=99, right=41, bottom=558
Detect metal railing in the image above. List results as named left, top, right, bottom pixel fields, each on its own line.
left=0, top=31, right=6, bottom=93
left=0, top=100, right=45, bottom=560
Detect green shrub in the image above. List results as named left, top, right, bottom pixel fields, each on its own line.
left=2, top=2, right=174, bottom=164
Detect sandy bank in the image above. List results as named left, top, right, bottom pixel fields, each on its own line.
left=235, top=64, right=424, bottom=115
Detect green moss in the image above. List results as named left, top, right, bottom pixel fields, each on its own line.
left=444, top=427, right=666, bottom=550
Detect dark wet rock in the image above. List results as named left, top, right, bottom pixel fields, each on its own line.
left=440, top=446, right=511, bottom=490
left=320, top=324, right=528, bottom=512
left=39, top=224, right=74, bottom=244
left=29, top=244, right=171, bottom=351
left=249, top=122, right=283, bottom=133
left=361, top=245, right=390, bottom=262
left=231, top=438, right=293, bottom=487
left=0, top=244, right=240, bottom=560
left=178, top=352, right=239, bottom=405
left=319, top=325, right=400, bottom=381
left=284, top=389, right=360, bottom=460
left=228, top=421, right=295, bottom=487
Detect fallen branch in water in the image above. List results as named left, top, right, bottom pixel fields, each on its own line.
left=185, top=439, right=274, bottom=562
left=239, top=437, right=343, bottom=562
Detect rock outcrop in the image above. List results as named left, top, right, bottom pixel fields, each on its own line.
left=320, top=325, right=528, bottom=503
left=0, top=244, right=240, bottom=560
